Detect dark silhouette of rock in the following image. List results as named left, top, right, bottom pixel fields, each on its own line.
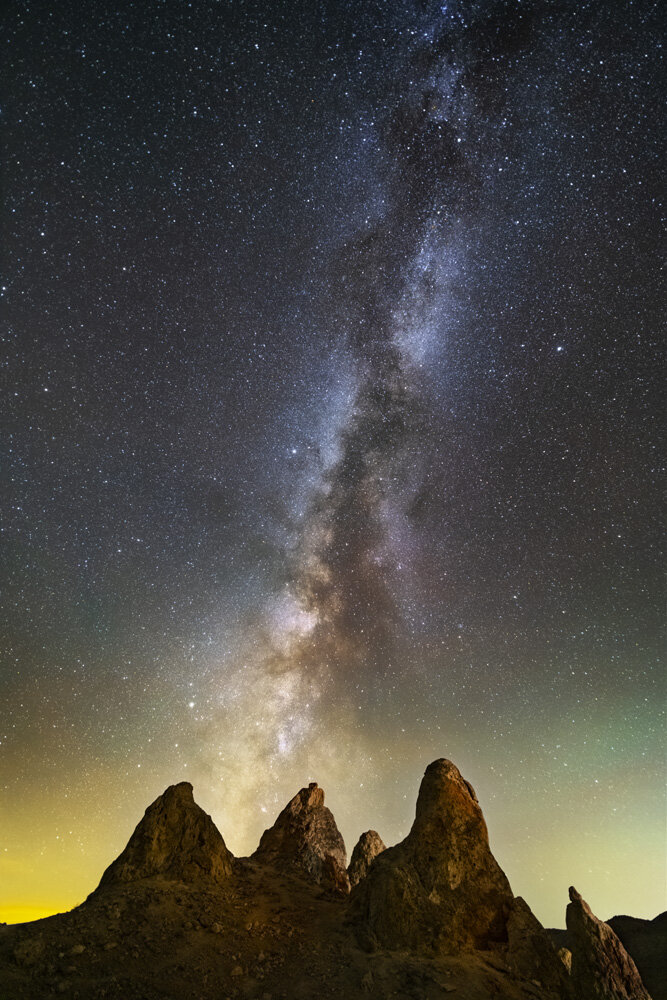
left=252, top=782, right=348, bottom=889
left=348, top=830, right=386, bottom=887
left=97, top=782, right=233, bottom=888
left=13, top=937, right=44, bottom=967
left=349, top=758, right=515, bottom=953
left=607, top=912, right=667, bottom=1000
left=566, top=886, right=652, bottom=999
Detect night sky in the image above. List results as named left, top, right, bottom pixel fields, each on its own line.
left=1, top=0, right=664, bottom=928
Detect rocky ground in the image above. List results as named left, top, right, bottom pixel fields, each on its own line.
left=0, top=760, right=658, bottom=1000
left=0, top=863, right=566, bottom=1000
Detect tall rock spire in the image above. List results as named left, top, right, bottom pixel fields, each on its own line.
left=350, top=759, right=514, bottom=952
left=252, top=782, right=349, bottom=891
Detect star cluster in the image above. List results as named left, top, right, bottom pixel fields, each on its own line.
left=0, top=0, right=663, bottom=927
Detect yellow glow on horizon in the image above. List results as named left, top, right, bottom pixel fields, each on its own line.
left=0, top=901, right=76, bottom=925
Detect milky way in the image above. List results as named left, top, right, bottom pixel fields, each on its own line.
left=251, top=5, right=549, bottom=739
left=1, top=0, right=663, bottom=927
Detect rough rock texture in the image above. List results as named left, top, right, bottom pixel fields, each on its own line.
left=558, top=947, right=573, bottom=973
left=349, top=759, right=515, bottom=953
left=97, top=782, right=233, bottom=888
left=505, top=896, right=573, bottom=996
left=4, top=760, right=648, bottom=1000
left=252, top=782, right=348, bottom=890
left=321, top=852, right=352, bottom=895
left=348, top=830, right=386, bottom=887
left=566, top=886, right=652, bottom=1000
left=550, top=911, right=666, bottom=1000
left=0, top=868, right=573, bottom=1000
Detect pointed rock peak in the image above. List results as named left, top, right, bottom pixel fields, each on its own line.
left=348, top=831, right=386, bottom=887
left=568, top=885, right=586, bottom=907
left=291, top=782, right=325, bottom=811
left=407, top=759, right=499, bottom=881
left=414, top=758, right=484, bottom=831
left=349, top=758, right=514, bottom=954
left=160, top=781, right=194, bottom=804
left=97, top=783, right=233, bottom=889
left=566, top=886, right=651, bottom=999
left=253, top=782, right=348, bottom=892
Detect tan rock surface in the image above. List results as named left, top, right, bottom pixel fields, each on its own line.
left=97, top=782, right=233, bottom=887
left=348, top=830, right=386, bottom=887
left=506, top=896, right=573, bottom=996
left=349, top=758, right=514, bottom=953
left=252, top=781, right=348, bottom=889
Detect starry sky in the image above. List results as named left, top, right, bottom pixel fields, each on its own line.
left=1, top=0, right=664, bottom=928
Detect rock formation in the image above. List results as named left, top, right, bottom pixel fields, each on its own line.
left=348, top=830, right=386, bottom=887
left=349, top=758, right=515, bottom=952
left=1, top=762, right=658, bottom=1000
left=252, top=782, right=349, bottom=891
left=348, top=757, right=571, bottom=999
left=566, top=886, right=652, bottom=999
left=97, top=782, right=233, bottom=888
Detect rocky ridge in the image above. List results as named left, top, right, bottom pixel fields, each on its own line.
left=348, top=759, right=572, bottom=996
left=550, top=911, right=666, bottom=1000
left=349, top=759, right=515, bottom=953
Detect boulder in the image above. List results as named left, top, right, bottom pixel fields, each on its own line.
left=348, top=831, right=386, bottom=887
left=97, top=782, right=233, bottom=887
left=252, top=782, right=348, bottom=889
left=566, top=886, right=652, bottom=999
left=349, top=759, right=514, bottom=952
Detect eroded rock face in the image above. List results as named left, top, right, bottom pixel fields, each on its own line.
left=98, top=782, right=233, bottom=888
left=349, top=759, right=514, bottom=953
left=253, top=782, right=348, bottom=890
left=558, top=947, right=573, bottom=974
left=505, top=896, right=573, bottom=996
left=566, top=886, right=651, bottom=1000
left=348, top=831, right=386, bottom=887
